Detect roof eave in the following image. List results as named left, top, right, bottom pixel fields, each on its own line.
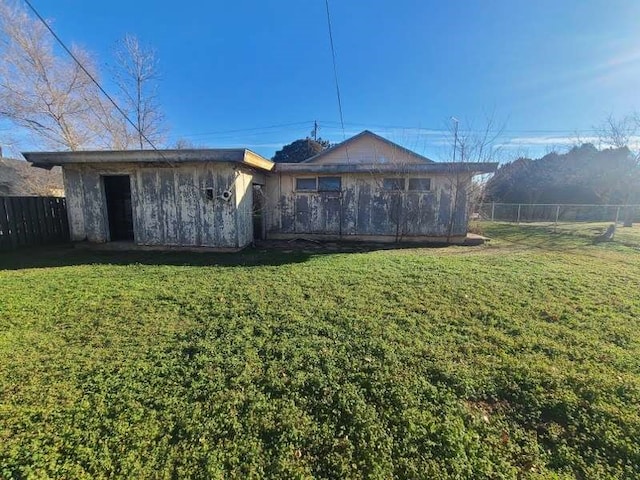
left=22, top=149, right=275, bottom=172
left=275, top=162, right=498, bottom=174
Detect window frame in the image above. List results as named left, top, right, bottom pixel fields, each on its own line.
left=295, top=176, right=343, bottom=192
left=295, top=177, right=317, bottom=192
left=408, top=177, right=432, bottom=192
left=382, top=177, right=406, bottom=192
left=317, top=176, right=342, bottom=192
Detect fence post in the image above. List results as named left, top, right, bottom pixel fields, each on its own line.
left=491, top=202, right=495, bottom=222
left=614, top=206, right=620, bottom=224
left=554, top=205, right=560, bottom=233
left=517, top=204, right=521, bottom=224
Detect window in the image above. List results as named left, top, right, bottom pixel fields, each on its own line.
left=382, top=178, right=406, bottom=191
left=408, top=178, right=431, bottom=191
left=296, top=176, right=342, bottom=192
left=318, top=176, right=341, bottom=191
left=296, top=178, right=316, bottom=191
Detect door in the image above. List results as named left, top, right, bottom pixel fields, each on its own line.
left=103, top=175, right=134, bottom=241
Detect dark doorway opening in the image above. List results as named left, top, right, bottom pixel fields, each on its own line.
left=252, top=184, right=265, bottom=240
left=103, top=175, right=134, bottom=241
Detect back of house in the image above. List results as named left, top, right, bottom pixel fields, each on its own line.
left=24, top=130, right=496, bottom=249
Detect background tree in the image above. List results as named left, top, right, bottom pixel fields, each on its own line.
left=272, top=137, right=330, bottom=163
left=0, top=1, right=102, bottom=149
left=484, top=145, right=636, bottom=205
left=112, top=34, right=165, bottom=149
left=444, top=115, right=503, bottom=241
left=0, top=1, right=165, bottom=151
left=594, top=113, right=640, bottom=226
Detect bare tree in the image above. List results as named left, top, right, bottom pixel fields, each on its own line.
left=0, top=1, right=104, bottom=149
left=444, top=114, right=503, bottom=242
left=0, top=2, right=166, bottom=151
left=595, top=114, right=637, bottom=149
left=112, top=34, right=165, bottom=149
left=595, top=113, right=640, bottom=226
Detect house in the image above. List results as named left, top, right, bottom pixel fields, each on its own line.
left=24, top=131, right=497, bottom=250
left=265, top=130, right=496, bottom=243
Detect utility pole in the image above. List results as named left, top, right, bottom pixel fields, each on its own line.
left=311, top=120, right=319, bottom=141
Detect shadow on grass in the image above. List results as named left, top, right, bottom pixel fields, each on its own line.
left=0, top=240, right=450, bottom=271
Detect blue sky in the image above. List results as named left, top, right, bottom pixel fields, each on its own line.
left=3, top=0, right=640, bottom=160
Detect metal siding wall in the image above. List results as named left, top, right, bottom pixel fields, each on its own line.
left=61, top=163, right=243, bottom=248
left=158, top=169, right=178, bottom=244
left=176, top=168, right=198, bottom=246
left=137, top=169, right=160, bottom=244
left=80, top=170, right=108, bottom=242
left=268, top=173, right=462, bottom=238
left=133, top=164, right=240, bottom=248
left=62, top=168, right=86, bottom=241
left=235, top=170, right=254, bottom=248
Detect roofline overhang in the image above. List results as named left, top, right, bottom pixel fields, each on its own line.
left=274, top=162, right=498, bottom=175
left=22, top=148, right=274, bottom=172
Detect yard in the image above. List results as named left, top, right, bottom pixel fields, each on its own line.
left=1, top=223, right=639, bottom=479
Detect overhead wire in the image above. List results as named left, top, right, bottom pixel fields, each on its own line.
left=324, top=0, right=351, bottom=164
left=179, top=121, right=315, bottom=139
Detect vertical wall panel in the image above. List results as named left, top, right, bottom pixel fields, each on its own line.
left=62, top=168, right=86, bottom=241
left=80, top=171, right=108, bottom=242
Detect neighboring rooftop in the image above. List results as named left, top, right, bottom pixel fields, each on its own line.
left=0, top=157, right=64, bottom=196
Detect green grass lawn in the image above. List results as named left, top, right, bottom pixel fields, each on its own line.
left=1, top=224, right=639, bottom=479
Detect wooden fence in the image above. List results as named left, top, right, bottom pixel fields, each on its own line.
left=0, top=196, right=69, bottom=250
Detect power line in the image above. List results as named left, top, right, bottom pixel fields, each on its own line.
left=316, top=120, right=610, bottom=136
left=324, top=0, right=346, bottom=142
left=178, top=121, right=313, bottom=139
left=22, top=0, right=171, bottom=163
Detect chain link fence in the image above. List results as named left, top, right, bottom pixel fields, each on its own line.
left=476, top=203, right=640, bottom=226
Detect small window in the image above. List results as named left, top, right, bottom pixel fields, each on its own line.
left=382, top=178, right=406, bottom=191
left=318, top=176, right=341, bottom=191
left=408, top=178, right=431, bottom=191
left=296, top=178, right=317, bottom=191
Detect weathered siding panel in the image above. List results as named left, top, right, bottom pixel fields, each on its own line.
left=340, top=176, right=357, bottom=235
left=265, top=172, right=467, bottom=241
left=174, top=168, right=197, bottom=245
left=136, top=169, right=160, bottom=244
left=310, top=135, right=427, bottom=165
left=80, top=170, right=108, bottom=242
left=60, top=162, right=254, bottom=249
left=197, top=165, right=214, bottom=246
left=62, top=168, right=86, bottom=241
left=235, top=170, right=254, bottom=248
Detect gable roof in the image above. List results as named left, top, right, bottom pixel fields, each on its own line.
left=275, top=129, right=498, bottom=175
left=23, top=148, right=274, bottom=172
left=302, top=130, right=434, bottom=164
